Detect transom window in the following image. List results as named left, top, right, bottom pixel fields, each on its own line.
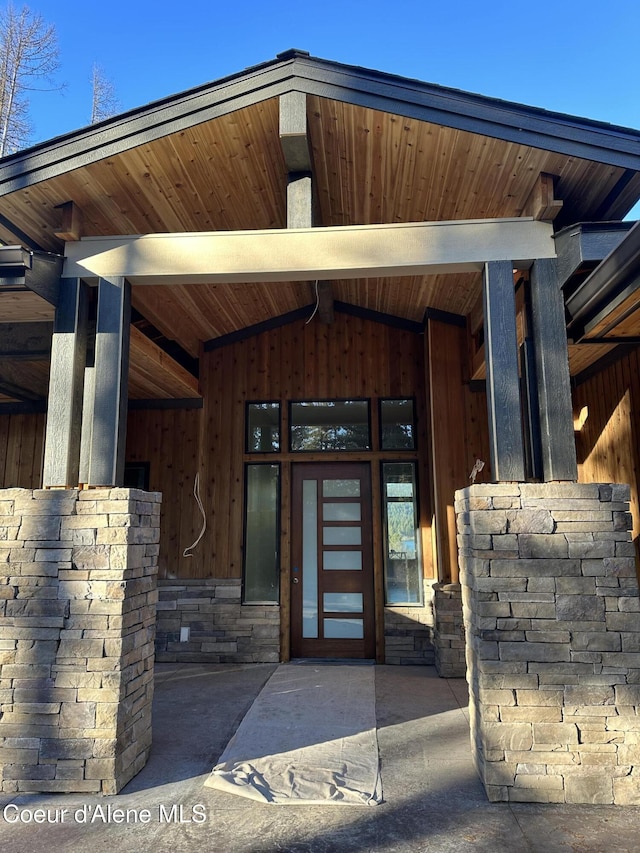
left=290, top=400, right=370, bottom=451
left=380, top=398, right=416, bottom=450
left=246, top=402, right=280, bottom=452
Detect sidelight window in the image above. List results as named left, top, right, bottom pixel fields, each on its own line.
left=382, top=462, right=423, bottom=605
left=243, top=464, right=280, bottom=603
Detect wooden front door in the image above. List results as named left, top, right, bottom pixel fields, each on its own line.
left=291, top=462, right=375, bottom=659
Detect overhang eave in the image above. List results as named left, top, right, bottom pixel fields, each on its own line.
left=2, top=52, right=640, bottom=197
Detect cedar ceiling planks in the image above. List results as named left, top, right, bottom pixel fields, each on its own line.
left=0, top=96, right=637, bottom=355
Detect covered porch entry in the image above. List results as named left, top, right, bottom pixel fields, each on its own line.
left=51, top=214, right=563, bottom=669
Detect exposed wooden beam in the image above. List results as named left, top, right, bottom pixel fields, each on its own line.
left=316, top=280, right=334, bottom=324
left=24, top=253, right=63, bottom=306
left=279, top=91, right=312, bottom=173
left=64, top=218, right=556, bottom=284
left=54, top=201, right=83, bottom=241
left=42, top=278, right=88, bottom=488
left=0, top=322, right=52, bottom=359
left=287, top=172, right=312, bottom=229
left=129, top=324, right=200, bottom=398
left=555, top=221, right=633, bottom=290
left=529, top=258, right=577, bottom=481
left=0, top=379, right=43, bottom=402
left=523, top=173, right=563, bottom=221
left=87, top=277, right=131, bottom=487
left=483, top=261, right=526, bottom=482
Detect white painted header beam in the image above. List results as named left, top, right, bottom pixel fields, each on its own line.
left=63, top=218, right=555, bottom=284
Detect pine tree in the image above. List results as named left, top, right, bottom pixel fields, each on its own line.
left=90, top=64, right=119, bottom=124
left=0, top=3, right=61, bottom=155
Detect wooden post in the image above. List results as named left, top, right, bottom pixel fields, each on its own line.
left=279, top=90, right=331, bottom=316
left=87, top=276, right=131, bottom=487
left=529, top=257, right=578, bottom=481
left=482, top=261, right=526, bottom=482
left=286, top=172, right=312, bottom=229
left=42, top=278, right=88, bottom=488
left=78, top=366, right=95, bottom=485
left=427, top=318, right=468, bottom=582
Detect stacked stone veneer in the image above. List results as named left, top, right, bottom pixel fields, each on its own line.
left=0, top=488, right=160, bottom=795
left=384, top=580, right=436, bottom=665
left=457, top=482, right=640, bottom=805
left=433, top=582, right=466, bottom=677
left=156, top=579, right=279, bottom=663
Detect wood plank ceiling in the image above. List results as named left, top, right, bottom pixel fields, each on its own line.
left=1, top=94, right=639, bottom=384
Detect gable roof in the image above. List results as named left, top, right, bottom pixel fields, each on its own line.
left=1, top=49, right=640, bottom=197
left=1, top=50, right=640, bottom=392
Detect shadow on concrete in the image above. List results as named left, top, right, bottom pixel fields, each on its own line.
left=3, top=664, right=640, bottom=853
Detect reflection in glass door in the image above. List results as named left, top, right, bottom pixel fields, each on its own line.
left=291, top=463, right=375, bottom=659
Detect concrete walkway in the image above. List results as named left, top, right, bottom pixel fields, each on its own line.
left=1, top=663, right=640, bottom=852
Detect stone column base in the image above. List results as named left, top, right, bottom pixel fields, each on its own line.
left=457, top=482, right=640, bottom=805
left=433, top=582, right=466, bottom=677
left=0, top=488, right=160, bottom=795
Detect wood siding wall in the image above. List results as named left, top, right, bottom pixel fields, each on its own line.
left=125, top=408, right=202, bottom=580
left=573, top=348, right=640, bottom=551
left=126, top=313, right=432, bottom=581
left=0, top=414, right=45, bottom=488
left=428, top=319, right=492, bottom=583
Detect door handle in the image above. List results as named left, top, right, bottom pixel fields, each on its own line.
left=292, top=577, right=299, bottom=584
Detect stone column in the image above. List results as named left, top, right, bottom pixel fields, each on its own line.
left=0, top=487, right=160, bottom=795
left=433, top=582, right=466, bottom=677
left=457, top=482, right=640, bottom=805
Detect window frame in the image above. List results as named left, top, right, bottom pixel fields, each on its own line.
left=245, top=401, right=281, bottom=454
left=242, top=462, right=281, bottom=605
left=379, top=396, right=417, bottom=452
left=380, top=459, right=424, bottom=607
left=288, top=398, right=372, bottom=453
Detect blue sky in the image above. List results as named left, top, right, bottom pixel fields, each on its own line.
left=17, top=0, right=640, bottom=216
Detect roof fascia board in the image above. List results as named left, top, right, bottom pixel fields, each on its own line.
left=565, top=220, right=640, bottom=338
left=291, top=58, right=640, bottom=170
left=2, top=55, right=640, bottom=196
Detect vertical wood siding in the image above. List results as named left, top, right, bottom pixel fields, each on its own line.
left=573, top=348, right=640, bottom=551
left=0, top=414, right=45, bottom=488
left=427, top=319, right=492, bottom=583
left=125, top=407, right=201, bottom=580
left=126, top=313, right=431, bottom=581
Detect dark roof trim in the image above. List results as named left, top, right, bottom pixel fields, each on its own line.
left=0, top=211, right=45, bottom=251
left=128, top=398, right=203, bottom=410
left=203, top=299, right=423, bottom=351
left=565, top=220, right=640, bottom=341
left=0, top=400, right=47, bottom=415
left=0, top=246, right=61, bottom=305
left=2, top=52, right=640, bottom=196
left=334, top=301, right=423, bottom=333
left=203, top=305, right=314, bottom=351
left=423, top=306, right=467, bottom=328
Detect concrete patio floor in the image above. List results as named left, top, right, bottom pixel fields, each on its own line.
left=1, top=663, right=640, bottom=852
